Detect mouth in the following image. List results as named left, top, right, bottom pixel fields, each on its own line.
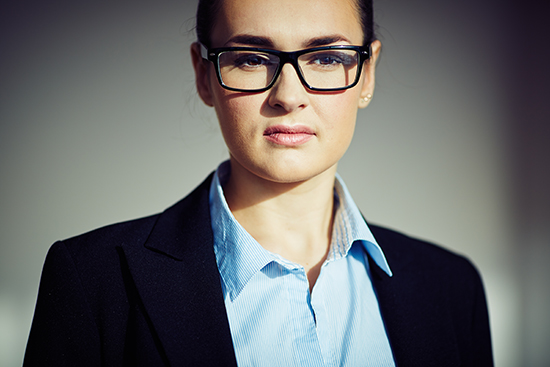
left=263, top=125, right=315, bottom=146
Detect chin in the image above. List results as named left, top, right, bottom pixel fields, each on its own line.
left=255, top=161, right=338, bottom=185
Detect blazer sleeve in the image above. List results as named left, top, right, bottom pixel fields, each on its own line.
left=24, top=241, right=101, bottom=367
left=467, top=260, right=493, bottom=366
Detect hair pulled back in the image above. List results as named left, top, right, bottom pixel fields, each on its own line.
left=195, top=0, right=376, bottom=48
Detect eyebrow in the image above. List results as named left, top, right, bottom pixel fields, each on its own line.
left=224, top=34, right=352, bottom=49
left=224, top=35, right=274, bottom=47
left=304, top=35, right=352, bottom=48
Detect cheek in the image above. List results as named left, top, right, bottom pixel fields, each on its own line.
left=213, top=94, right=262, bottom=148
left=317, top=93, right=359, bottom=139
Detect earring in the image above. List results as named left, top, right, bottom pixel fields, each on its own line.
left=362, top=93, right=372, bottom=103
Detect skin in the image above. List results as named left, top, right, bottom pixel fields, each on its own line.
left=191, top=0, right=381, bottom=290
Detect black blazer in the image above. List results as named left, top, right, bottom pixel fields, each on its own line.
left=24, top=174, right=493, bottom=366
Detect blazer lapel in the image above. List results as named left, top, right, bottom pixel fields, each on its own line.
left=122, top=174, right=238, bottom=367
left=368, top=225, right=460, bottom=367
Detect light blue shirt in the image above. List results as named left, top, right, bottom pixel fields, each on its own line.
left=210, top=161, right=395, bottom=366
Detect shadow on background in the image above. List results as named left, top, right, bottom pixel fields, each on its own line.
left=507, top=0, right=550, bottom=365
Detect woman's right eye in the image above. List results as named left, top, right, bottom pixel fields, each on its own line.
left=234, top=54, right=271, bottom=68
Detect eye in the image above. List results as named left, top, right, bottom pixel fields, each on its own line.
left=233, top=53, right=275, bottom=68
left=302, top=51, right=357, bottom=70
left=313, top=54, right=343, bottom=65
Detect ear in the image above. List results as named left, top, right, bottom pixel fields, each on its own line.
left=190, top=42, right=215, bottom=107
left=358, top=39, right=381, bottom=109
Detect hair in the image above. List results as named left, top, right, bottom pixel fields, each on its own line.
left=195, top=0, right=376, bottom=48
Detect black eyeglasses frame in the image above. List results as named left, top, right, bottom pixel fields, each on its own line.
left=200, top=43, right=372, bottom=93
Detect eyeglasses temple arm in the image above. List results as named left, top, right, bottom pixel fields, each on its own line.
left=199, top=43, right=209, bottom=61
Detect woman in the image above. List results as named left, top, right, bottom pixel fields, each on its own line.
left=24, top=0, right=493, bottom=366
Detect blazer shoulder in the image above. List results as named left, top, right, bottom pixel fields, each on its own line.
left=369, top=223, right=482, bottom=282
left=48, top=172, right=215, bottom=268
left=55, top=214, right=160, bottom=258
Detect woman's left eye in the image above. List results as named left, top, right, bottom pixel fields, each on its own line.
left=313, top=55, right=342, bottom=65
left=304, top=52, right=355, bottom=68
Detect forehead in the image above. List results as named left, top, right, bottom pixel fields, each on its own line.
left=210, top=0, right=363, bottom=48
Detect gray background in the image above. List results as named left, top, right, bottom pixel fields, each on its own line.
left=1, top=0, right=549, bottom=366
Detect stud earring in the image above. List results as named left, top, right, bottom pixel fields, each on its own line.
left=361, top=93, right=372, bottom=103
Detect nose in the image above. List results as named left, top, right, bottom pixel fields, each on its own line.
left=267, top=63, right=309, bottom=112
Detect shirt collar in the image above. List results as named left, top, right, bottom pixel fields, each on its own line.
left=331, top=173, right=393, bottom=277
left=209, top=161, right=393, bottom=301
left=209, top=161, right=274, bottom=301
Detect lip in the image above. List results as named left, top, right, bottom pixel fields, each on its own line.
left=263, top=125, right=315, bottom=146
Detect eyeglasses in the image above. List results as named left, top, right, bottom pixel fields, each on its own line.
left=200, top=43, right=372, bottom=92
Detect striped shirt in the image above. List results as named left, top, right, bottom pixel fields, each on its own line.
left=210, top=161, right=395, bottom=366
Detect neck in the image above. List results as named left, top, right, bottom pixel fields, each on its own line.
left=223, top=158, right=337, bottom=289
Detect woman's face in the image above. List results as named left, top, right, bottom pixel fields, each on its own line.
left=193, top=0, right=379, bottom=184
